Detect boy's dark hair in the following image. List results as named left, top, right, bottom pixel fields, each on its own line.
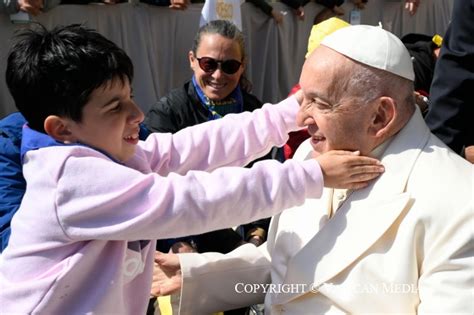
left=6, top=23, right=134, bottom=132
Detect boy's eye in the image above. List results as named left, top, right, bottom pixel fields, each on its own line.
left=110, top=103, right=122, bottom=112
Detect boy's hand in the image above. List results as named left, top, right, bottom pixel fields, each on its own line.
left=316, top=150, right=384, bottom=189
left=151, top=252, right=182, bottom=297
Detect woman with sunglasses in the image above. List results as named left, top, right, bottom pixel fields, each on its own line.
left=144, top=20, right=272, bottom=254
left=145, top=19, right=260, bottom=136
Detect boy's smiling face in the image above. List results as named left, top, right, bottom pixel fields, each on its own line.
left=62, top=77, right=144, bottom=162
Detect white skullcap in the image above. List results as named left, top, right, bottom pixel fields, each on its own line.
left=321, top=25, right=415, bottom=81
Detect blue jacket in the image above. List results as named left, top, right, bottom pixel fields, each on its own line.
left=0, top=112, right=26, bottom=252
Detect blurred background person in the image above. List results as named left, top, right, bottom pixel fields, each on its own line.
left=424, top=0, right=474, bottom=163
left=1, top=0, right=58, bottom=16
left=139, top=0, right=189, bottom=10
left=402, top=32, right=443, bottom=115
left=402, top=33, right=442, bottom=95
left=275, top=0, right=341, bottom=23
left=200, top=0, right=305, bottom=27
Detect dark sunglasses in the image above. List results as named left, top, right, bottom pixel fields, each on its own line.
left=196, top=57, right=242, bottom=75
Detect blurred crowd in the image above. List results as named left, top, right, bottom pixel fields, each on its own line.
left=1, top=0, right=422, bottom=23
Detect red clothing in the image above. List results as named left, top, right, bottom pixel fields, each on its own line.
left=283, top=84, right=310, bottom=159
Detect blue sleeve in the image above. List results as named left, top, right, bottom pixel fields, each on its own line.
left=139, top=123, right=151, bottom=140
left=0, top=112, right=27, bottom=252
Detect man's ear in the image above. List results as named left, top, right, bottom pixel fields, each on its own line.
left=44, top=115, right=75, bottom=143
left=369, top=96, right=397, bottom=139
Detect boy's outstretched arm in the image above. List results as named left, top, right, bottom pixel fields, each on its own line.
left=141, top=95, right=303, bottom=176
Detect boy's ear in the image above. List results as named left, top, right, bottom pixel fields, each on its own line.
left=44, top=115, right=75, bottom=143
left=369, top=96, right=397, bottom=139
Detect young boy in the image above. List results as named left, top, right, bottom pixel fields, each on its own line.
left=0, top=24, right=383, bottom=313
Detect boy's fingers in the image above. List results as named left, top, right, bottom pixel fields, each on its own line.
left=351, top=165, right=385, bottom=175
left=324, top=150, right=360, bottom=156
left=326, top=150, right=380, bottom=163
left=346, top=156, right=383, bottom=166
left=350, top=171, right=383, bottom=182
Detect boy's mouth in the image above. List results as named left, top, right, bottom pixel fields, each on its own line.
left=124, top=134, right=139, bottom=144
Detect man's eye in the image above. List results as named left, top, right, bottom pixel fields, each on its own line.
left=316, top=102, right=330, bottom=109
left=311, top=99, right=330, bottom=109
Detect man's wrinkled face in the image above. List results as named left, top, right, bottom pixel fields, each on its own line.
left=296, top=46, right=373, bottom=156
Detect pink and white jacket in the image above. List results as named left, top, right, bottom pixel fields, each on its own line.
left=0, top=96, right=323, bottom=314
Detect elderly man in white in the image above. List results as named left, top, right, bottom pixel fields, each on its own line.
left=153, top=25, right=473, bottom=314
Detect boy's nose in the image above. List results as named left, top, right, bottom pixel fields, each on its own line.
left=129, top=102, right=144, bottom=124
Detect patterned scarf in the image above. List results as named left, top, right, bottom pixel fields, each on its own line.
left=192, top=76, right=243, bottom=120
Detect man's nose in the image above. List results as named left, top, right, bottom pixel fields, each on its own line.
left=296, top=107, right=313, bottom=128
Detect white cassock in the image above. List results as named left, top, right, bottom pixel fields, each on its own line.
left=175, top=107, right=474, bottom=314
